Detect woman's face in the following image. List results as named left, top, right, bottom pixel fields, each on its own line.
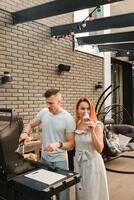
left=77, top=101, right=90, bottom=119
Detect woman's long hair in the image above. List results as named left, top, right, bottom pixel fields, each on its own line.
left=75, top=97, right=97, bottom=126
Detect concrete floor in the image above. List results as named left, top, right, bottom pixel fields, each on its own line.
left=69, top=151, right=134, bottom=200
left=106, top=151, right=134, bottom=200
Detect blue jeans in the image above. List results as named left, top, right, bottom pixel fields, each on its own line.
left=41, top=157, right=69, bottom=200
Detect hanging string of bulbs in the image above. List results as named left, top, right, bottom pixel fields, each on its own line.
left=52, top=0, right=113, bottom=40
left=53, top=5, right=103, bottom=40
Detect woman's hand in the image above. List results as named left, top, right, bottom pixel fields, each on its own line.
left=85, top=120, right=96, bottom=131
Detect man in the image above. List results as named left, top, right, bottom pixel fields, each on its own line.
left=20, top=88, right=75, bottom=200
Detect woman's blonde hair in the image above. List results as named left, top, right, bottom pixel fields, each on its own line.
left=75, top=97, right=97, bottom=125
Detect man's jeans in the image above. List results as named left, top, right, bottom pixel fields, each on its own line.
left=41, top=157, right=69, bottom=200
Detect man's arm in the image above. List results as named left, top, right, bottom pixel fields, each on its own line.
left=62, top=132, right=75, bottom=150
left=44, top=133, right=75, bottom=152
left=19, top=118, right=41, bottom=141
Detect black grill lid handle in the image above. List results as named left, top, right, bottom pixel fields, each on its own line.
left=0, top=108, right=18, bottom=123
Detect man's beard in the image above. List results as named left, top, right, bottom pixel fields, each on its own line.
left=49, top=106, right=60, bottom=114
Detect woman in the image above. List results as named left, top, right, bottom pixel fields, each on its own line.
left=74, top=97, right=109, bottom=200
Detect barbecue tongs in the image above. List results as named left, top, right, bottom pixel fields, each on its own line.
left=15, top=140, right=25, bottom=156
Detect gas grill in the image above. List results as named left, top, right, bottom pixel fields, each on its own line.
left=0, top=108, right=80, bottom=200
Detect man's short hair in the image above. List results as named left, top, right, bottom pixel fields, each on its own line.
left=43, top=89, right=60, bottom=98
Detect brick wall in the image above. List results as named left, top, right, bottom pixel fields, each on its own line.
left=0, top=1, right=104, bottom=128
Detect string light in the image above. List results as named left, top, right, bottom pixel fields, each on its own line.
left=53, top=4, right=102, bottom=40
left=96, top=6, right=102, bottom=13
left=88, top=14, right=95, bottom=22
left=70, top=31, right=75, bottom=36
left=77, top=25, right=82, bottom=31
left=81, top=21, right=87, bottom=28
left=126, top=51, right=130, bottom=55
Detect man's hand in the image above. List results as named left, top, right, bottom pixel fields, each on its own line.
left=44, top=142, right=60, bottom=152
left=19, top=132, right=28, bottom=142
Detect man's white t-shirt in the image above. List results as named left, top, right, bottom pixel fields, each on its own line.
left=36, top=108, right=75, bottom=162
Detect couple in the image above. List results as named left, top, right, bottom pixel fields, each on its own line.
left=20, top=88, right=109, bottom=200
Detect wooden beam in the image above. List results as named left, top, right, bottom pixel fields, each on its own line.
left=128, top=55, right=134, bottom=61
left=98, top=42, right=134, bottom=52
left=51, top=12, right=134, bottom=36
left=116, top=51, right=134, bottom=57
left=77, top=31, right=134, bottom=45
left=12, top=0, right=124, bottom=24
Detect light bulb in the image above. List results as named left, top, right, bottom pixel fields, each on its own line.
left=82, top=21, right=86, bottom=28
left=96, top=6, right=101, bottom=13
